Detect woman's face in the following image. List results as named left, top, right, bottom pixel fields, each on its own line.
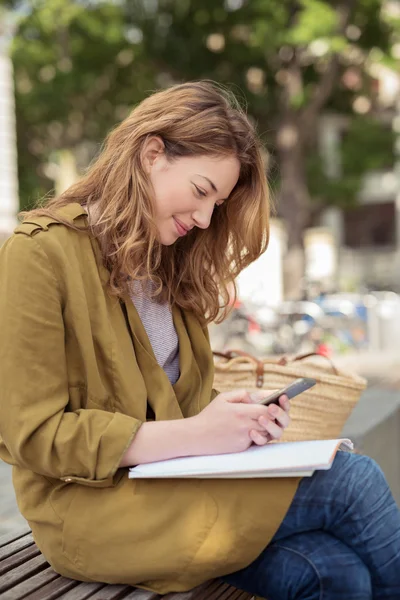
left=143, top=138, right=240, bottom=245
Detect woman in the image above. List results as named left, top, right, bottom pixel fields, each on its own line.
left=0, top=81, right=399, bottom=600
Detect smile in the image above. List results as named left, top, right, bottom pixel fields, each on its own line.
left=173, top=218, right=189, bottom=237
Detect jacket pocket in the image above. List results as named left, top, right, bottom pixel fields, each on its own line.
left=61, top=471, right=126, bottom=570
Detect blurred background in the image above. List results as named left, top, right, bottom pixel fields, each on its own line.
left=1, top=0, right=400, bottom=531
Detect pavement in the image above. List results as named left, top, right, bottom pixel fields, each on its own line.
left=0, top=460, right=28, bottom=537
left=1, top=349, right=399, bottom=537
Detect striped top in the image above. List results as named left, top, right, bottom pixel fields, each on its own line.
left=130, top=280, right=180, bottom=385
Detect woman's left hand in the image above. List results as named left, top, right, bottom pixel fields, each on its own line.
left=248, top=393, right=291, bottom=445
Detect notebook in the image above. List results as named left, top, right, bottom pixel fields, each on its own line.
left=128, top=438, right=353, bottom=479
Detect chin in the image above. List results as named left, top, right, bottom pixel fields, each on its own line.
left=159, top=233, right=178, bottom=246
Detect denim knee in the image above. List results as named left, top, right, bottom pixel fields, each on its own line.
left=221, top=542, right=321, bottom=600
left=345, top=453, right=384, bottom=479
left=332, top=452, right=388, bottom=505
left=331, top=451, right=382, bottom=478
left=264, top=538, right=372, bottom=600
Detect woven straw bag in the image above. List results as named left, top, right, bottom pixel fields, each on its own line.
left=213, top=350, right=367, bottom=442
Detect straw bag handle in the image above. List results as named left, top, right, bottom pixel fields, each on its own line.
left=213, top=349, right=339, bottom=387
left=277, top=352, right=339, bottom=376
left=212, top=349, right=265, bottom=387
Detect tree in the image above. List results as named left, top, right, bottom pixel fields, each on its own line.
left=7, top=0, right=400, bottom=296
left=7, top=0, right=155, bottom=209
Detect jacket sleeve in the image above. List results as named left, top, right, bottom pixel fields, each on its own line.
left=0, top=233, right=142, bottom=484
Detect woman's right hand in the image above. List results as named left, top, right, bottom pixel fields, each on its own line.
left=121, top=389, right=291, bottom=467
left=189, top=389, right=291, bottom=456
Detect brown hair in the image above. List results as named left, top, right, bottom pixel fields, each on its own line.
left=21, top=81, right=271, bottom=324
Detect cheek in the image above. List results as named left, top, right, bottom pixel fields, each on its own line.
left=153, top=177, right=191, bottom=217
left=151, top=173, right=174, bottom=217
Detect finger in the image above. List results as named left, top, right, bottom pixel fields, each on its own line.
left=221, top=389, right=254, bottom=404
left=267, top=404, right=290, bottom=429
left=237, top=403, right=279, bottom=420
left=279, top=395, right=291, bottom=412
left=258, top=416, right=285, bottom=440
left=249, top=429, right=270, bottom=446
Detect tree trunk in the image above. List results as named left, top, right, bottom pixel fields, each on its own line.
left=276, top=117, right=311, bottom=300
left=0, top=45, right=19, bottom=241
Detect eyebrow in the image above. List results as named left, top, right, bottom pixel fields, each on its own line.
left=196, top=174, right=218, bottom=193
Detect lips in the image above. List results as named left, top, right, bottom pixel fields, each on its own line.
left=174, top=218, right=190, bottom=236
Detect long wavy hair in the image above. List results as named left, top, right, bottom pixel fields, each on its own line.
left=21, top=81, right=271, bottom=324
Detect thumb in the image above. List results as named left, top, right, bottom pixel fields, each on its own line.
left=248, top=390, right=279, bottom=404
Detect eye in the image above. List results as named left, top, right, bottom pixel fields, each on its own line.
left=193, top=184, right=207, bottom=198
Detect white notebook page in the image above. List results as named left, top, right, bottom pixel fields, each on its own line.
left=129, top=438, right=353, bottom=479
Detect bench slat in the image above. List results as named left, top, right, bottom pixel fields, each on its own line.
left=17, top=575, right=78, bottom=600
left=122, top=581, right=252, bottom=600
left=121, top=590, right=159, bottom=600
left=236, top=591, right=253, bottom=600
left=192, top=580, right=231, bottom=600
left=85, top=584, right=138, bottom=599
left=2, top=565, right=59, bottom=600
left=196, top=582, right=235, bottom=600
left=214, top=586, right=248, bottom=600
left=0, top=545, right=42, bottom=578
left=189, top=582, right=229, bottom=600
left=0, top=533, right=35, bottom=561
left=54, top=581, right=107, bottom=599
left=0, top=553, right=48, bottom=594
left=0, top=528, right=31, bottom=550
left=173, top=581, right=252, bottom=600
left=163, top=581, right=233, bottom=600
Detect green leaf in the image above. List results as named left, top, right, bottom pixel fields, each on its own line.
left=287, top=0, right=339, bottom=45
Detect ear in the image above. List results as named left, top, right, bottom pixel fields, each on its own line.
left=141, top=136, right=165, bottom=174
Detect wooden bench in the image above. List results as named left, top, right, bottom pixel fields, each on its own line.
left=0, top=528, right=256, bottom=600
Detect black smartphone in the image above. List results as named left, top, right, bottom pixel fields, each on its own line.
left=258, top=377, right=317, bottom=406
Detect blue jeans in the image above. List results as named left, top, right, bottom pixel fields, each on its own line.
left=220, top=452, right=400, bottom=599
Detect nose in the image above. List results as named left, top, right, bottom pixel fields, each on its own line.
left=192, top=201, right=215, bottom=230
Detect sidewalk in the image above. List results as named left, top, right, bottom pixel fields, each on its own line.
left=0, top=461, right=27, bottom=537
left=334, top=350, right=400, bottom=504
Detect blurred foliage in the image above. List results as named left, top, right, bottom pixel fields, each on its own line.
left=4, top=0, right=400, bottom=224
left=308, top=117, right=396, bottom=208
left=7, top=0, right=155, bottom=208
left=126, top=0, right=393, bottom=114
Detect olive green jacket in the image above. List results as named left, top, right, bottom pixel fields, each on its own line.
left=0, top=204, right=299, bottom=594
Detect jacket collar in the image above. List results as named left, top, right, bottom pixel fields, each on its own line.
left=57, top=202, right=88, bottom=222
